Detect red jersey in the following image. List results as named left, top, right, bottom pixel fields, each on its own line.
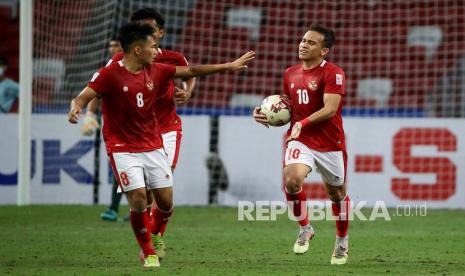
left=88, top=60, right=176, bottom=153
left=110, top=49, right=189, bottom=133
left=283, top=60, right=346, bottom=152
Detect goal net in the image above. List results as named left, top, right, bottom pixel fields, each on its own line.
left=5, top=0, right=464, bottom=205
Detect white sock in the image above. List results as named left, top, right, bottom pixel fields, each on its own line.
left=300, top=223, right=312, bottom=230
left=336, top=235, right=348, bottom=245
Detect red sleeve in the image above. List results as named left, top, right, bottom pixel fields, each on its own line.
left=324, top=67, right=346, bottom=95
left=177, top=53, right=189, bottom=66
left=111, top=52, right=124, bottom=62
left=104, top=52, right=124, bottom=67
left=87, top=67, right=112, bottom=95
left=154, top=62, right=176, bottom=83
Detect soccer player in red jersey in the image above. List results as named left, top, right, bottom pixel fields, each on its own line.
left=253, top=24, right=350, bottom=265
left=68, top=23, right=254, bottom=268
left=82, top=9, right=197, bottom=255
left=108, top=8, right=196, bottom=171
left=120, top=8, right=197, bottom=260
left=108, top=37, right=123, bottom=57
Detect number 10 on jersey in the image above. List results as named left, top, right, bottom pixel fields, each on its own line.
left=297, top=89, right=309, bottom=104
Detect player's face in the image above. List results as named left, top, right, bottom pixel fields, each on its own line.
left=108, top=40, right=122, bottom=57
left=136, top=35, right=157, bottom=65
left=298, top=31, right=329, bottom=61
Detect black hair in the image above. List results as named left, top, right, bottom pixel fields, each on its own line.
left=118, top=23, right=154, bottom=53
left=309, top=24, right=335, bottom=49
left=130, top=8, right=165, bottom=29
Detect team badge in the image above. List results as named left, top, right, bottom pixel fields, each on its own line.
left=308, top=81, right=318, bottom=90
left=123, top=86, right=128, bottom=92
left=336, top=74, right=343, bottom=85
left=146, top=80, right=154, bottom=91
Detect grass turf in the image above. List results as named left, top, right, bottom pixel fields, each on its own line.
left=1, top=206, right=464, bottom=275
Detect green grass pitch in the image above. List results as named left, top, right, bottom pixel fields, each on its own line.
left=1, top=206, right=464, bottom=275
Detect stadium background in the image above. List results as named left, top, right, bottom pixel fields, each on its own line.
left=2, top=1, right=465, bottom=275
left=0, top=0, right=464, bottom=208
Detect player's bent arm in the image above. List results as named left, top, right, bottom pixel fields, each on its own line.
left=287, top=93, right=341, bottom=141
left=303, top=93, right=342, bottom=126
left=183, top=76, right=196, bottom=98
left=86, top=98, right=100, bottom=115
left=175, top=77, right=197, bottom=104
left=68, top=87, right=98, bottom=124
left=173, top=51, right=255, bottom=78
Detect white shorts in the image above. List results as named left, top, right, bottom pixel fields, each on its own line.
left=285, top=141, right=347, bottom=187
left=162, top=130, right=182, bottom=169
left=109, top=149, right=174, bottom=193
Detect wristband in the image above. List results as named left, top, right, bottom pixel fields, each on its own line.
left=299, top=118, right=311, bottom=128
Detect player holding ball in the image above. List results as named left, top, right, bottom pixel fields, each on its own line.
left=253, top=24, right=350, bottom=265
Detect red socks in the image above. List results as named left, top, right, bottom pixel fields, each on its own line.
left=151, top=207, right=173, bottom=236
left=285, top=188, right=349, bottom=237
left=332, top=195, right=350, bottom=237
left=129, top=210, right=155, bottom=257
left=285, top=189, right=309, bottom=226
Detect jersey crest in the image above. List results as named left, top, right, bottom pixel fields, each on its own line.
left=308, top=81, right=318, bottom=91
left=146, top=80, right=154, bottom=91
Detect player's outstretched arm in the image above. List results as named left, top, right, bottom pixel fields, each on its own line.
left=174, top=51, right=255, bottom=79
left=252, top=106, right=269, bottom=128
left=68, top=87, right=98, bottom=124
left=287, top=93, right=341, bottom=141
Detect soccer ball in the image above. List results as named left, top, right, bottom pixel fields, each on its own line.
left=260, top=95, right=291, bottom=127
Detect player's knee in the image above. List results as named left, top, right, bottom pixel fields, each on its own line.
left=152, top=187, right=173, bottom=211
left=284, top=174, right=304, bottom=193
left=156, top=200, right=173, bottom=212
left=327, top=188, right=345, bottom=202
left=127, top=189, right=147, bottom=212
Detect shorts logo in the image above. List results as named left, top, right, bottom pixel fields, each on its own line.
left=336, top=74, right=343, bottom=85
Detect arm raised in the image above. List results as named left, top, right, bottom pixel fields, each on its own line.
left=174, top=51, right=255, bottom=79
